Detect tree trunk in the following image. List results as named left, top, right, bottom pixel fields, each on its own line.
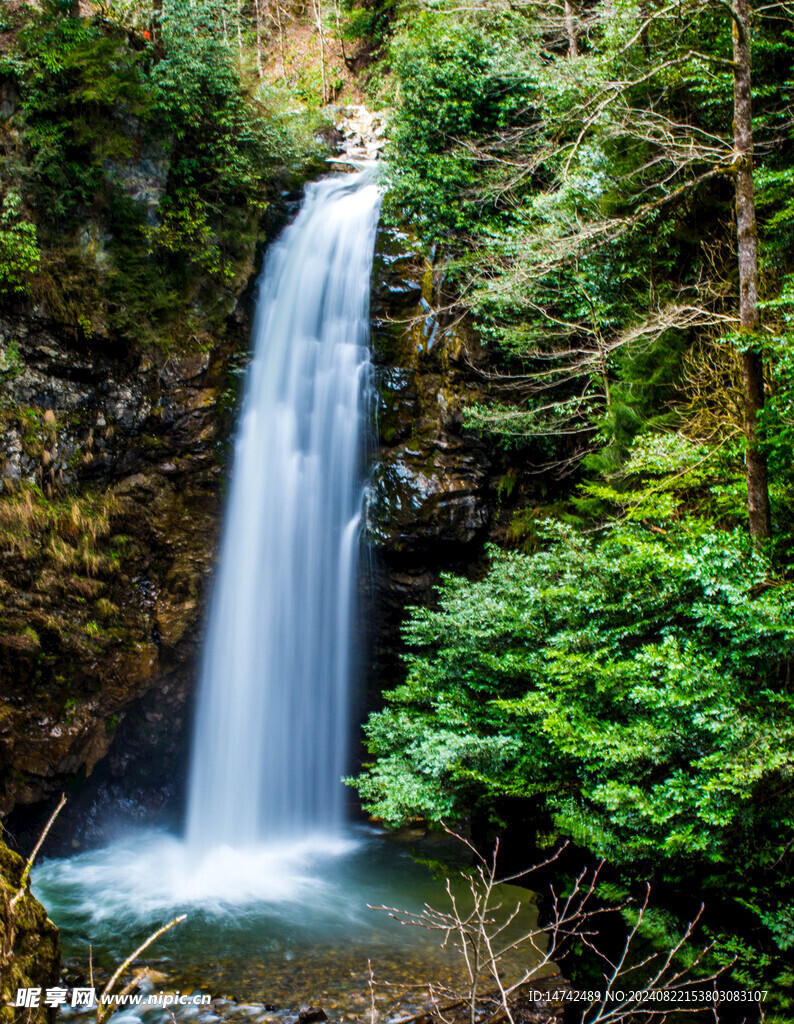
left=313, top=0, right=328, bottom=104
left=732, top=0, right=771, bottom=543
left=563, top=0, right=578, bottom=57
left=275, top=0, right=287, bottom=81
left=152, top=0, right=162, bottom=42
left=255, top=0, right=265, bottom=78
left=237, top=0, right=244, bottom=67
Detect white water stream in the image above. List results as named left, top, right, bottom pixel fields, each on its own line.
left=186, top=171, right=382, bottom=850
left=31, top=172, right=544, bottom=1021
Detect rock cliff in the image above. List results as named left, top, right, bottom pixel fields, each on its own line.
left=0, top=179, right=508, bottom=844
left=363, top=222, right=505, bottom=703
left=0, top=309, right=242, bottom=839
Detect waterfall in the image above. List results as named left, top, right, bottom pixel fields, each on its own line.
left=185, top=172, right=382, bottom=850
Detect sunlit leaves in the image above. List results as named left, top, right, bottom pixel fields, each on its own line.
left=354, top=521, right=794, bottom=873
left=0, top=193, right=41, bottom=294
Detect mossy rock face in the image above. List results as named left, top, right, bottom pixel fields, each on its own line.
left=363, top=219, right=550, bottom=705
left=0, top=309, right=238, bottom=837
left=366, top=452, right=490, bottom=552
left=363, top=223, right=516, bottom=702
left=0, top=841, right=60, bottom=1023
left=366, top=223, right=494, bottom=557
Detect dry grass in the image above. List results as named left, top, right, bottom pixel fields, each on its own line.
left=0, top=486, right=119, bottom=575
left=681, top=337, right=745, bottom=442
left=95, top=596, right=119, bottom=620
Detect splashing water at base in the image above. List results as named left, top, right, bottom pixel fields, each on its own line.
left=34, top=830, right=359, bottom=922
left=34, top=829, right=546, bottom=1020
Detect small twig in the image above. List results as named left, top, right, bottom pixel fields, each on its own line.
left=389, top=997, right=468, bottom=1024
left=10, top=793, right=66, bottom=910
left=96, top=914, right=186, bottom=1024
left=369, top=959, right=377, bottom=1024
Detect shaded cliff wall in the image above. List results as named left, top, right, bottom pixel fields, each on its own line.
left=0, top=308, right=247, bottom=840
left=361, top=224, right=519, bottom=712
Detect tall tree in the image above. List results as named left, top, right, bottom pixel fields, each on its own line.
left=731, top=0, right=771, bottom=541
left=385, top=0, right=791, bottom=533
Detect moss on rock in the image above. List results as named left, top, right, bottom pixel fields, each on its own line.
left=0, top=840, right=60, bottom=1023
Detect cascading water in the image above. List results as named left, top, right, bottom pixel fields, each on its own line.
left=35, top=170, right=457, bottom=937
left=186, top=171, right=382, bottom=850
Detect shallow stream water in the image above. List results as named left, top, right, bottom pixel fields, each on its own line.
left=34, top=828, right=546, bottom=1022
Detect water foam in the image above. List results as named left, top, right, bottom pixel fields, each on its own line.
left=34, top=830, right=358, bottom=925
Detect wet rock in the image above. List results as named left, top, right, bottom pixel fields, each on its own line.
left=331, top=104, right=388, bottom=163
left=160, top=351, right=211, bottom=385
left=364, top=220, right=520, bottom=698
left=298, top=1008, right=328, bottom=1023
left=366, top=444, right=489, bottom=553
left=0, top=81, right=19, bottom=119
left=0, top=840, right=60, bottom=1023
left=106, top=134, right=170, bottom=226
left=368, top=224, right=494, bottom=552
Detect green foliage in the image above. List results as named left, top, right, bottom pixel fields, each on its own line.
left=380, top=0, right=794, bottom=502
left=150, top=0, right=313, bottom=281
left=0, top=0, right=321, bottom=347
left=7, top=11, right=153, bottom=221
left=356, top=523, right=794, bottom=846
left=364, top=0, right=794, bottom=1007
left=0, top=193, right=41, bottom=294
left=0, top=339, right=23, bottom=381
left=339, top=0, right=402, bottom=58
left=353, top=522, right=794, bottom=995
left=383, top=9, right=535, bottom=237
left=759, top=300, right=794, bottom=544
left=571, top=431, right=748, bottom=526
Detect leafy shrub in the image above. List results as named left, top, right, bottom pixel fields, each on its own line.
left=0, top=193, right=41, bottom=294
left=383, top=9, right=536, bottom=238
left=353, top=521, right=794, bottom=994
